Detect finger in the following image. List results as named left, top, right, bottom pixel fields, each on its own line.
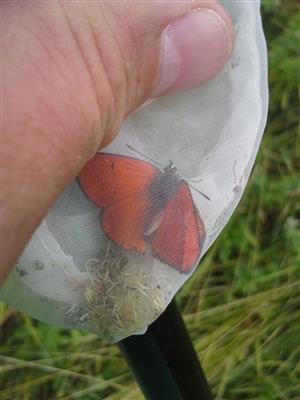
left=2, top=1, right=234, bottom=282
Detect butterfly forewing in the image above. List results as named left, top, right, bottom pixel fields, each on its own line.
left=150, top=182, right=205, bottom=272
left=78, top=153, right=159, bottom=208
left=78, top=153, right=159, bottom=253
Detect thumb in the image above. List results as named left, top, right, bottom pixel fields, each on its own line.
left=101, top=1, right=234, bottom=143
left=2, top=1, right=234, bottom=280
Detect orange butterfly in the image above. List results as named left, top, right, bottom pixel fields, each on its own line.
left=78, top=151, right=207, bottom=273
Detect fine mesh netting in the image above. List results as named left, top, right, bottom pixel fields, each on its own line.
left=1, top=1, right=268, bottom=342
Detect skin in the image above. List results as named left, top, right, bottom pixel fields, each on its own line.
left=1, top=1, right=234, bottom=283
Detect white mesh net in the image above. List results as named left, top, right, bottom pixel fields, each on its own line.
left=1, top=1, right=268, bottom=342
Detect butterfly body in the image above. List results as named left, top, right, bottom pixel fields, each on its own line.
left=147, top=162, right=181, bottom=200
left=143, top=162, right=182, bottom=235
left=78, top=153, right=206, bottom=273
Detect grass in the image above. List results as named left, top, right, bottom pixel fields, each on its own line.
left=1, top=1, right=299, bottom=399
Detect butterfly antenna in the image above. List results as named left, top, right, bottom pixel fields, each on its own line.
left=189, top=184, right=211, bottom=201
left=126, top=144, right=163, bottom=167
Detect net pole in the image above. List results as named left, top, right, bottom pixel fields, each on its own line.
left=119, top=327, right=182, bottom=400
left=119, top=300, right=213, bottom=400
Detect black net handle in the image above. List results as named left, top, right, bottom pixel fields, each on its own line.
left=119, top=300, right=213, bottom=400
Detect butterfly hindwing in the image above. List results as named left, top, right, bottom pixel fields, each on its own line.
left=100, top=191, right=150, bottom=253
left=150, top=181, right=205, bottom=272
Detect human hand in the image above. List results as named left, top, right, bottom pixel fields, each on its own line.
left=2, top=1, right=234, bottom=283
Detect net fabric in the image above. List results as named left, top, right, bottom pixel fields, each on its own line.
left=1, top=1, right=268, bottom=342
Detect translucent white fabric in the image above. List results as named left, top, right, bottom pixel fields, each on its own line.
left=1, top=1, right=268, bottom=342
